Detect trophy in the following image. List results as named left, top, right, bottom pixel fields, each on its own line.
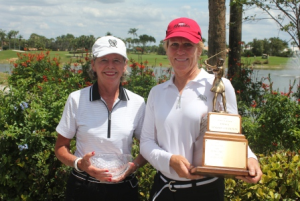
left=190, top=57, right=249, bottom=177
left=90, top=153, right=132, bottom=179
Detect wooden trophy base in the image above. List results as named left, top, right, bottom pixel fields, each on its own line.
left=191, top=166, right=249, bottom=178
left=191, top=129, right=249, bottom=178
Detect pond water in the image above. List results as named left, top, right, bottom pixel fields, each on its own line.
left=0, top=64, right=11, bottom=74
left=1, top=63, right=299, bottom=93
left=251, top=68, right=300, bottom=93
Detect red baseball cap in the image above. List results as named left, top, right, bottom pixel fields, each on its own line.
left=164, top=17, right=202, bottom=43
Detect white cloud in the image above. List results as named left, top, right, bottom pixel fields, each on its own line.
left=0, top=0, right=293, bottom=45
left=77, top=23, right=85, bottom=27
left=38, top=23, right=49, bottom=29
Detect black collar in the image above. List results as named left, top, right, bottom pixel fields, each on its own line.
left=89, top=81, right=129, bottom=102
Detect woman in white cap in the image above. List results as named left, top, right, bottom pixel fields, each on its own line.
left=55, top=35, right=147, bottom=201
left=140, top=17, right=262, bottom=201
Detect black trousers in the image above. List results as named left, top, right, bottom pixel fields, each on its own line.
left=65, top=171, right=140, bottom=201
left=149, top=172, right=224, bottom=201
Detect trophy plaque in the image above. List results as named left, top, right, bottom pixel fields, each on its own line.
left=191, top=112, right=249, bottom=177
left=191, top=57, right=249, bottom=178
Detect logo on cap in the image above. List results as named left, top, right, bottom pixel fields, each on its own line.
left=174, top=22, right=190, bottom=28
left=109, top=39, right=118, bottom=47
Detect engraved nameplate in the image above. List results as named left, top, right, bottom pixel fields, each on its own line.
left=208, top=113, right=241, bottom=134
left=204, top=139, right=246, bottom=169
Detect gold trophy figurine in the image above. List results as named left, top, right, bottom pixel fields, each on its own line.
left=191, top=52, right=249, bottom=178
left=205, top=58, right=227, bottom=113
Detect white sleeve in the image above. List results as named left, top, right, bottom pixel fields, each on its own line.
left=133, top=101, right=146, bottom=140
left=56, top=94, right=77, bottom=139
left=223, top=78, right=258, bottom=160
left=140, top=89, right=172, bottom=174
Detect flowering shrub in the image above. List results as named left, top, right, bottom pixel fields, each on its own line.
left=242, top=86, right=300, bottom=154
left=122, top=59, right=171, bottom=102
left=0, top=51, right=93, bottom=200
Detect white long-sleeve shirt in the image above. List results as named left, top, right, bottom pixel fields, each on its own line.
left=140, top=69, right=257, bottom=181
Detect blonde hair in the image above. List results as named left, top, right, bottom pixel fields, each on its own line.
left=163, top=39, right=204, bottom=52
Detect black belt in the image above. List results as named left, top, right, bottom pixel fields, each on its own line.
left=158, top=172, right=218, bottom=192
left=72, top=168, right=136, bottom=184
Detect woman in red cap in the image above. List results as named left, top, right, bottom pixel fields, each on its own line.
left=140, top=17, right=262, bottom=201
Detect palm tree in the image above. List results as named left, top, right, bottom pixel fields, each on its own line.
left=128, top=28, right=138, bottom=38
left=18, top=34, right=23, bottom=50
left=128, top=28, right=138, bottom=50
left=208, top=0, right=226, bottom=65
left=139, top=34, right=156, bottom=54
left=125, top=37, right=132, bottom=51
left=0, top=29, right=6, bottom=50
left=7, top=30, right=14, bottom=50
left=12, top=30, right=19, bottom=49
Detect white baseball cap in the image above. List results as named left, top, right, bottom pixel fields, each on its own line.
left=92, top=36, right=128, bottom=60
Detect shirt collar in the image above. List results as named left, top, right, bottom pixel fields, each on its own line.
left=89, top=81, right=129, bottom=102
left=193, top=68, right=214, bottom=85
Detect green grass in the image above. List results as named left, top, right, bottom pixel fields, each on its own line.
left=0, top=50, right=21, bottom=63
left=0, top=72, right=8, bottom=85
left=240, top=56, right=290, bottom=69
left=0, top=50, right=291, bottom=69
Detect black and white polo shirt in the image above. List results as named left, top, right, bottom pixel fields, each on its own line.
left=56, top=82, right=145, bottom=157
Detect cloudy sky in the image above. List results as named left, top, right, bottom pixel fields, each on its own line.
left=0, top=0, right=292, bottom=46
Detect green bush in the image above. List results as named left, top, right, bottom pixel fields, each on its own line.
left=224, top=150, right=300, bottom=200
left=242, top=50, right=255, bottom=57
left=242, top=83, right=300, bottom=155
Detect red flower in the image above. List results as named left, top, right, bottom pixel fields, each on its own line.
left=262, top=83, right=269, bottom=90
left=43, top=75, right=48, bottom=82
left=121, top=81, right=128, bottom=86
left=138, top=64, right=145, bottom=69
left=85, top=81, right=92, bottom=86
left=251, top=100, right=257, bottom=108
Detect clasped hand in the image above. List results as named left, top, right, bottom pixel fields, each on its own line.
left=78, top=152, right=136, bottom=183
left=170, top=155, right=262, bottom=183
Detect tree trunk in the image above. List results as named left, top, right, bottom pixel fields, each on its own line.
left=228, top=0, right=243, bottom=79
left=208, top=0, right=226, bottom=67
